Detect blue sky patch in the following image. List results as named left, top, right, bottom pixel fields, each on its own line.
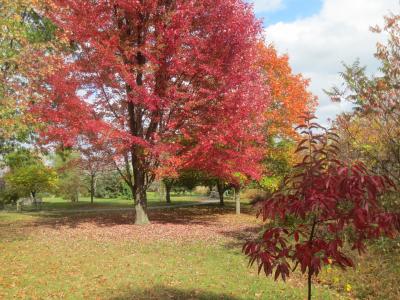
left=252, top=0, right=323, bottom=26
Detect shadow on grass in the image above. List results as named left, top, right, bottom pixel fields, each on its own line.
left=24, top=203, right=252, bottom=226
left=221, top=225, right=262, bottom=249
left=109, top=285, right=242, bottom=300
left=1, top=203, right=261, bottom=248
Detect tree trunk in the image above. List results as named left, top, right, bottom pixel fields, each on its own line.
left=307, top=270, right=312, bottom=300
left=234, top=187, right=240, bottom=215
left=217, top=181, right=224, bottom=206
left=165, top=183, right=172, bottom=204
left=158, top=181, right=165, bottom=202
left=134, top=170, right=150, bottom=225
left=134, top=188, right=149, bottom=225
left=307, top=217, right=317, bottom=300
left=31, top=191, right=37, bottom=208
left=90, top=174, right=95, bottom=204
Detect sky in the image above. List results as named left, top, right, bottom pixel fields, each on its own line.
left=250, top=0, right=399, bottom=126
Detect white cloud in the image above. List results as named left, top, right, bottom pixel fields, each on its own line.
left=264, top=0, right=399, bottom=126
left=252, top=0, right=283, bottom=12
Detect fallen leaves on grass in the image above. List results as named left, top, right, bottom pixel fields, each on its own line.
left=2, top=207, right=263, bottom=246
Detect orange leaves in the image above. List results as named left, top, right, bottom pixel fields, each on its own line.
left=258, top=43, right=317, bottom=138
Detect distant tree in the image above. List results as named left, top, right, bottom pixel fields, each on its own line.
left=162, top=178, right=174, bottom=204
left=4, top=149, right=38, bottom=169
left=53, top=149, right=83, bottom=202
left=0, top=0, right=58, bottom=155
left=4, top=150, right=57, bottom=204
left=257, top=44, right=316, bottom=195
left=78, top=141, right=112, bottom=204
left=244, top=117, right=399, bottom=300
left=216, top=180, right=232, bottom=206
left=327, top=12, right=400, bottom=211
left=259, top=138, right=296, bottom=196
left=327, top=12, right=400, bottom=181
left=95, top=171, right=131, bottom=199
left=259, top=44, right=316, bottom=138
left=162, top=170, right=205, bottom=204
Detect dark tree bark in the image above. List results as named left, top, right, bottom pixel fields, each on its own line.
left=163, top=179, right=175, bottom=204
left=165, top=183, right=172, bottom=204
left=216, top=181, right=225, bottom=206
left=117, top=5, right=171, bottom=224
left=31, top=191, right=37, bottom=207
left=307, top=216, right=317, bottom=300
left=90, top=173, right=95, bottom=204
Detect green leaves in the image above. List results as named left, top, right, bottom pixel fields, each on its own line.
left=4, top=151, right=58, bottom=199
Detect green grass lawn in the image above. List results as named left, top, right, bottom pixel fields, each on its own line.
left=0, top=205, right=398, bottom=299
left=7, top=192, right=207, bottom=212
left=0, top=206, right=343, bottom=300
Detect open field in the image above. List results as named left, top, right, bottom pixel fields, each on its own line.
left=4, top=192, right=209, bottom=212
left=0, top=204, right=344, bottom=300
left=1, top=202, right=399, bottom=299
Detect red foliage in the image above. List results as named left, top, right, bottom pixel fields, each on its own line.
left=243, top=116, right=399, bottom=288
left=33, top=0, right=268, bottom=220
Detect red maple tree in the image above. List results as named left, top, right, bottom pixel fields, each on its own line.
left=243, top=116, right=400, bottom=299
left=34, top=0, right=267, bottom=224
left=180, top=43, right=318, bottom=205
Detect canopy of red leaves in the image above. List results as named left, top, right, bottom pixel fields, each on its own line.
left=33, top=0, right=267, bottom=185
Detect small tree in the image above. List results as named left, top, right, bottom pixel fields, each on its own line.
left=163, top=178, right=174, bottom=204
left=5, top=155, right=58, bottom=205
left=162, top=170, right=205, bottom=204
left=54, top=149, right=83, bottom=202
left=78, top=144, right=111, bottom=204
left=243, top=117, right=399, bottom=299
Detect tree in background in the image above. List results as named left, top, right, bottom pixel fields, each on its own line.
left=259, top=44, right=317, bottom=138
left=243, top=117, right=399, bottom=300
left=0, top=0, right=58, bottom=155
left=94, top=171, right=132, bottom=199
left=256, top=44, right=316, bottom=197
left=259, top=138, right=296, bottom=195
left=77, top=140, right=112, bottom=204
left=53, top=149, right=83, bottom=202
left=35, top=0, right=267, bottom=224
left=162, top=170, right=212, bottom=204
left=3, top=150, right=57, bottom=205
left=328, top=12, right=400, bottom=210
left=181, top=45, right=316, bottom=207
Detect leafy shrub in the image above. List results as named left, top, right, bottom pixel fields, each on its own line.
left=194, top=186, right=209, bottom=196
left=244, top=117, right=399, bottom=299
left=241, top=188, right=268, bottom=203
